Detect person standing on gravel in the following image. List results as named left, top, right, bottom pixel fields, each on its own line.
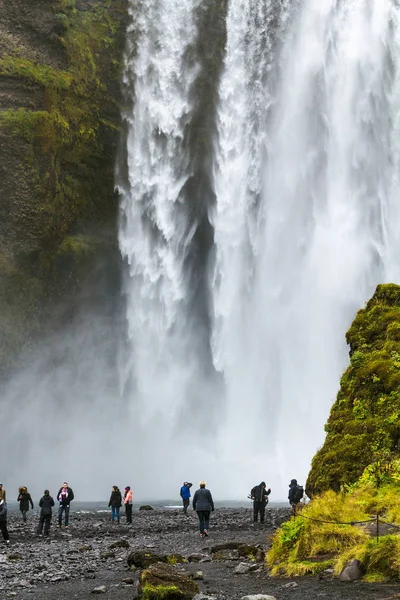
left=288, top=479, right=304, bottom=515
left=57, top=482, right=74, bottom=527
left=109, top=486, right=122, bottom=523
left=180, top=482, right=193, bottom=514
left=0, top=482, right=6, bottom=502
left=17, top=486, right=34, bottom=523
left=37, top=490, right=55, bottom=536
left=193, top=481, right=214, bottom=538
left=124, top=486, right=133, bottom=524
left=250, top=481, right=271, bottom=524
left=0, top=499, right=10, bottom=544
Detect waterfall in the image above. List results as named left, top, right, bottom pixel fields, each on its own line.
left=119, top=0, right=400, bottom=496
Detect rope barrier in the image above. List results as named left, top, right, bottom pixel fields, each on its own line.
left=297, top=514, right=376, bottom=526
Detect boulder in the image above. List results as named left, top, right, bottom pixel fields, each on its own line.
left=190, top=571, right=204, bottom=580
left=91, top=586, right=107, bottom=594
left=110, top=539, right=130, bottom=549
left=128, top=551, right=168, bottom=569
left=188, top=554, right=207, bottom=563
left=235, top=562, right=252, bottom=575
left=139, top=505, right=154, bottom=511
left=139, top=562, right=199, bottom=599
left=339, top=559, right=363, bottom=582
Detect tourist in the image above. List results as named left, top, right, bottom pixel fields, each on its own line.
left=192, top=481, right=214, bottom=538
left=37, top=490, right=55, bottom=536
left=288, top=479, right=304, bottom=515
left=108, top=486, right=122, bottom=523
left=0, top=482, right=6, bottom=502
left=17, top=486, right=34, bottom=523
left=124, top=486, right=133, bottom=524
left=250, top=481, right=271, bottom=524
left=57, top=482, right=74, bottom=527
left=180, top=481, right=193, bottom=514
left=0, top=499, right=9, bottom=544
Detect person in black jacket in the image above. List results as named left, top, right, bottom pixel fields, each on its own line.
left=250, top=481, right=271, bottom=524
left=17, top=486, right=34, bottom=523
left=0, top=499, right=9, bottom=544
left=37, top=490, right=55, bottom=536
left=192, top=481, right=214, bottom=538
left=108, top=486, right=122, bottom=523
left=57, top=482, right=74, bottom=527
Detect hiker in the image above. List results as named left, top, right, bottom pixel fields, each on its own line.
left=193, top=481, right=214, bottom=538
left=288, top=479, right=304, bottom=514
left=37, top=490, right=55, bottom=536
left=0, top=500, right=9, bottom=544
left=108, top=486, right=122, bottom=523
left=0, top=482, right=6, bottom=502
left=124, top=486, right=133, bottom=524
left=250, top=481, right=271, bottom=524
left=17, top=486, right=34, bottom=523
left=180, top=481, right=193, bottom=514
left=57, top=482, right=74, bottom=527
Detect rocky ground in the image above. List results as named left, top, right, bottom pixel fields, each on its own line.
left=1, top=507, right=400, bottom=599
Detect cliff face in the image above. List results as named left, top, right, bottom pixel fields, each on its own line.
left=306, top=284, right=400, bottom=496
left=0, top=0, right=127, bottom=373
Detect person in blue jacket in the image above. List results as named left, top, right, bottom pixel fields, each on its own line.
left=180, top=482, right=192, bottom=514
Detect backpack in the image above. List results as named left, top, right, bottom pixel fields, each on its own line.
left=293, top=485, right=304, bottom=503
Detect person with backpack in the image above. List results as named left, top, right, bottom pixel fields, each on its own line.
left=288, top=479, right=304, bottom=515
left=17, top=486, right=34, bottom=523
left=37, top=490, right=55, bottom=536
left=250, top=481, right=271, bottom=524
left=124, top=486, right=133, bottom=524
left=108, top=486, right=122, bottom=523
left=0, top=499, right=9, bottom=544
left=180, top=482, right=193, bottom=514
left=57, top=482, right=74, bottom=527
left=192, top=481, right=214, bottom=538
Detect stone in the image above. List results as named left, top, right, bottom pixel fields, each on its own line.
left=122, top=577, right=135, bottom=584
left=281, top=582, right=299, bottom=589
left=339, top=559, right=363, bottom=582
left=7, top=554, right=23, bottom=561
left=240, top=596, right=277, bottom=600
left=127, top=550, right=168, bottom=569
left=235, top=562, right=252, bottom=575
left=109, top=539, right=130, bottom=549
left=79, top=545, right=93, bottom=553
left=140, top=562, right=199, bottom=600
left=190, top=571, right=204, bottom=580
left=91, top=585, right=107, bottom=594
left=188, top=554, right=207, bottom=563
left=193, top=595, right=216, bottom=600
left=139, top=505, right=154, bottom=511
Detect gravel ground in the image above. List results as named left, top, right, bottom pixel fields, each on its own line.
left=1, top=507, right=400, bottom=599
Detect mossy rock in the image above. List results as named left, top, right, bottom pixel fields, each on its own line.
left=139, top=562, right=199, bottom=600
left=307, top=284, right=400, bottom=496
left=127, top=551, right=168, bottom=569
left=167, top=554, right=186, bottom=565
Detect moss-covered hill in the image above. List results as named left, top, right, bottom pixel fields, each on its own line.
left=306, top=284, right=400, bottom=496
left=0, top=0, right=127, bottom=373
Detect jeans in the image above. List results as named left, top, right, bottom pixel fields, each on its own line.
left=182, top=498, right=190, bottom=513
left=125, top=504, right=132, bottom=524
left=197, top=510, right=210, bottom=533
left=111, top=506, right=120, bottom=522
left=0, top=521, right=9, bottom=541
left=38, top=515, right=52, bottom=536
left=58, top=505, right=70, bottom=526
left=253, top=501, right=266, bottom=523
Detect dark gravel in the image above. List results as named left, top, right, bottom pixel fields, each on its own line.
left=1, top=507, right=400, bottom=599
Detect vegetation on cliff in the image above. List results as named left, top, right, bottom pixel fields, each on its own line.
left=0, top=0, right=127, bottom=371
left=268, top=465, right=400, bottom=580
left=306, top=284, right=400, bottom=496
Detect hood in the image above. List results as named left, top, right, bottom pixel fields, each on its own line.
left=289, top=479, right=297, bottom=486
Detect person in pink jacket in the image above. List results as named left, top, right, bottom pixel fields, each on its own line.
left=124, top=486, right=133, bottom=524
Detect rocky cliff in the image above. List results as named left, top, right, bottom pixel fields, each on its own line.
left=0, top=0, right=127, bottom=374
left=306, top=284, right=400, bottom=495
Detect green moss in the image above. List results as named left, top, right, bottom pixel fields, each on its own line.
left=0, top=56, right=72, bottom=89
left=307, top=284, right=400, bottom=496
left=166, top=554, right=186, bottom=565
left=141, top=584, right=183, bottom=600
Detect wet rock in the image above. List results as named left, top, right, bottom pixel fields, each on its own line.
left=139, top=562, right=199, bottom=599
left=122, top=577, right=135, bottom=584
left=127, top=550, right=168, bottom=569
left=91, top=585, right=107, bottom=593
left=79, top=545, right=93, bottom=553
left=240, top=596, right=277, bottom=600
left=339, top=559, right=363, bottom=582
left=190, top=571, right=204, bottom=580
left=109, top=539, right=130, bottom=549
left=7, top=553, right=23, bottom=561
left=188, top=554, right=207, bottom=563
left=139, top=505, right=154, bottom=511
left=234, top=562, right=252, bottom=575
left=101, top=551, right=115, bottom=560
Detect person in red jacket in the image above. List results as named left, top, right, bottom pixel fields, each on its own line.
left=124, top=486, right=133, bottom=524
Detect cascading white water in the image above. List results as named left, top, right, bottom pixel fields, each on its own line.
left=119, top=0, right=400, bottom=497
left=211, top=0, right=400, bottom=492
